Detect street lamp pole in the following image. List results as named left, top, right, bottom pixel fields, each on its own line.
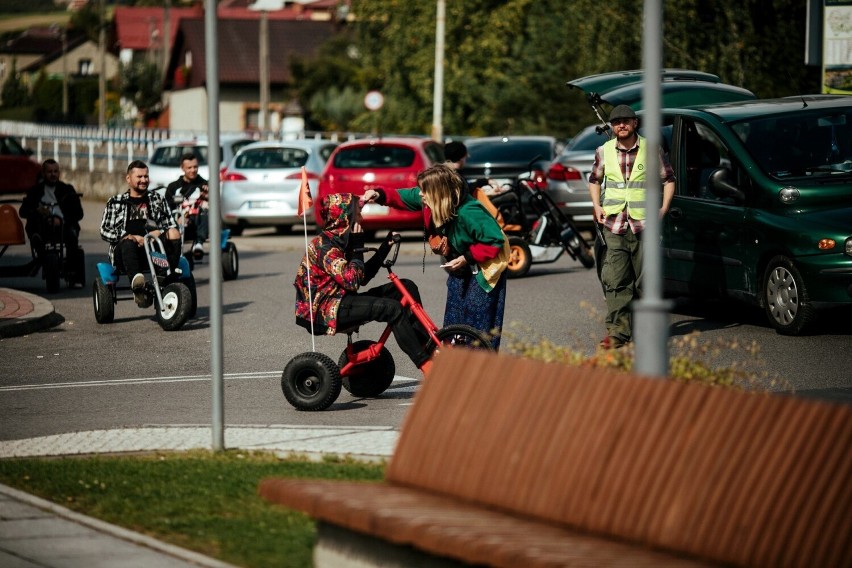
left=259, top=9, right=269, bottom=133
left=98, top=0, right=106, bottom=128
left=431, top=0, right=445, bottom=142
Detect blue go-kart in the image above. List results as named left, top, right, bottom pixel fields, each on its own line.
left=92, top=234, right=197, bottom=331
left=169, top=192, right=238, bottom=280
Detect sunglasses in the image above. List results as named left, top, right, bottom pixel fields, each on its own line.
left=611, top=118, right=635, bottom=125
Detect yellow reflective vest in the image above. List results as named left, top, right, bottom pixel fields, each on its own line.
left=601, top=136, right=647, bottom=220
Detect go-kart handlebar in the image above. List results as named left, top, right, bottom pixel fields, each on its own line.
left=353, top=232, right=402, bottom=270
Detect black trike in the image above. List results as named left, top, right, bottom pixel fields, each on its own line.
left=0, top=198, right=85, bottom=292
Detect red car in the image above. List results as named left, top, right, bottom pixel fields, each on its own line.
left=316, top=137, right=444, bottom=233
left=0, top=135, right=40, bottom=194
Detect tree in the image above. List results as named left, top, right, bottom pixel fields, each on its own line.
left=1, top=59, right=29, bottom=108
left=119, top=61, right=163, bottom=124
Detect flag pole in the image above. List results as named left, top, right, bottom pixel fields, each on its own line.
left=298, top=166, right=316, bottom=351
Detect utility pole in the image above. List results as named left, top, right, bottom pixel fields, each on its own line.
left=259, top=9, right=269, bottom=134
left=163, top=0, right=171, bottom=77
left=98, top=0, right=106, bottom=128
left=62, top=29, right=68, bottom=120
left=431, top=0, right=445, bottom=142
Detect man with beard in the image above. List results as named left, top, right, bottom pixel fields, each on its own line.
left=588, top=105, right=675, bottom=349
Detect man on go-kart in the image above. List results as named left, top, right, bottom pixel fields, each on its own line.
left=19, top=159, right=84, bottom=280
left=100, top=160, right=182, bottom=307
left=165, top=152, right=209, bottom=260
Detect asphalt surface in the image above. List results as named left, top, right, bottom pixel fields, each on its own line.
left=0, top=290, right=395, bottom=567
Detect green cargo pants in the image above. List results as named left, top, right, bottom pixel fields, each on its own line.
left=600, top=228, right=643, bottom=344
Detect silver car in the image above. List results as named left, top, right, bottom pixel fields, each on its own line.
left=221, top=139, right=338, bottom=235
left=544, top=124, right=610, bottom=226
left=147, top=135, right=256, bottom=189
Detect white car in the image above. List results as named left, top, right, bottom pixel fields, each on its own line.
left=147, top=135, right=256, bottom=189
left=220, top=139, right=338, bottom=235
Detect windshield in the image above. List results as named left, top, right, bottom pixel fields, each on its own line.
left=734, top=109, right=852, bottom=179
left=333, top=145, right=416, bottom=169
left=565, top=127, right=609, bottom=153
left=151, top=145, right=213, bottom=167
left=234, top=148, right=308, bottom=169
left=466, top=140, right=553, bottom=163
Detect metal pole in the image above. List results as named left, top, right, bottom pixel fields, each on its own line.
left=205, top=0, right=225, bottom=451
left=430, top=0, right=445, bottom=142
left=62, top=30, right=68, bottom=119
left=259, top=10, right=270, bottom=134
left=163, top=0, right=171, bottom=77
left=98, top=0, right=106, bottom=128
left=633, top=0, right=670, bottom=377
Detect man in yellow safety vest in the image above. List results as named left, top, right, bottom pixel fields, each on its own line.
left=588, top=105, right=676, bottom=349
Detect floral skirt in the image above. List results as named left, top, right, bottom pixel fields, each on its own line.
left=443, top=270, right=507, bottom=350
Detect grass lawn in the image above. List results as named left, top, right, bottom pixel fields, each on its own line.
left=0, top=450, right=385, bottom=568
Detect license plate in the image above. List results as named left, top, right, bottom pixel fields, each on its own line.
left=248, top=201, right=281, bottom=209
left=361, top=203, right=389, bottom=215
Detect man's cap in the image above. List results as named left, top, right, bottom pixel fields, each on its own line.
left=609, top=105, right=637, bottom=121
left=444, top=141, right=468, bottom=163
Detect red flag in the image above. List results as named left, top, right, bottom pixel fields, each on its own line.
left=297, top=166, right=313, bottom=217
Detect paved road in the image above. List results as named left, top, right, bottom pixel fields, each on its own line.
left=1, top=199, right=850, bottom=444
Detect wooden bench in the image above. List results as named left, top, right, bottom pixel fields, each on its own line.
left=259, top=350, right=851, bottom=567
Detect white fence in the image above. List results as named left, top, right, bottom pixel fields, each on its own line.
left=1, top=120, right=360, bottom=174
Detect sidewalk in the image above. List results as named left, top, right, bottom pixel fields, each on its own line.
left=0, top=286, right=397, bottom=567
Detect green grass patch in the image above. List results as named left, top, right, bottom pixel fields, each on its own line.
left=0, top=450, right=384, bottom=568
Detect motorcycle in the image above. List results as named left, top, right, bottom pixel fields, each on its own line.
left=480, top=160, right=594, bottom=278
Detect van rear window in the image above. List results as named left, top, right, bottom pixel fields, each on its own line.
left=333, top=146, right=416, bottom=169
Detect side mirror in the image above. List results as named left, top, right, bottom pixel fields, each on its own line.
left=707, top=167, right=745, bottom=204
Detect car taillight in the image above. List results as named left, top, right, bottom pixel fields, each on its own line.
left=222, top=171, right=247, bottom=181
left=531, top=168, right=547, bottom=190
left=219, top=166, right=227, bottom=180
left=285, top=171, right=319, bottom=180
left=547, top=163, right=582, bottom=182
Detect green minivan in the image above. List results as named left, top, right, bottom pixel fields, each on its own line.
left=569, top=70, right=852, bottom=335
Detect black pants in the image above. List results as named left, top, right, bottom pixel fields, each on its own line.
left=114, top=237, right=181, bottom=277
left=26, top=218, right=81, bottom=266
left=337, top=280, right=431, bottom=368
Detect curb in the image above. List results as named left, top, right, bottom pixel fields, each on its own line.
left=0, top=483, right=240, bottom=568
left=0, top=288, right=64, bottom=339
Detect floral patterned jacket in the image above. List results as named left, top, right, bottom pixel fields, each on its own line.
left=293, top=193, right=388, bottom=335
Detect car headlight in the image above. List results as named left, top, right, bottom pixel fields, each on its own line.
left=778, top=186, right=800, bottom=204
left=846, top=237, right=852, bottom=256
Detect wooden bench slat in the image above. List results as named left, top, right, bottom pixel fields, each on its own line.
left=261, top=350, right=852, bottom=567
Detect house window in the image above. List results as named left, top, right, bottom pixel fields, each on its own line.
left=245, top=108, right=260, bottom=130
left=79, top=59, right=93, bottom=75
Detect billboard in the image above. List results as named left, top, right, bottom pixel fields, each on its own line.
left=824, top=0, right=852, bottom=94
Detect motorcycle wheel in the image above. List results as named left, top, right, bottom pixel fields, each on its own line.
left=506, top=236, right=532, bottom=279
left=281, top=352, right=342, bottom=411
left=576, top=240, right=595, bottom=269
left=338, top=340, right=396, bottom=397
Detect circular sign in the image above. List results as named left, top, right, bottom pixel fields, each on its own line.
left=364, top=90, right=384, bottom=111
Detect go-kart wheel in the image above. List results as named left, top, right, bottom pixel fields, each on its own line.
left=281, top=352, right=342, bottom=411
left=92, top=276, right=115, bottom=324
left=429, top=324, right=494, bottom=353
left=43, top=252, right=60, bottom=293
left=222, top=241, right=239, bottom=281
left=185, top=274, right=198, bottom=319
left=156, top=282, right=192, bottom=331
left=338, top=340, right=396, bottom=397
left=507, top=236, right=532, bottom=279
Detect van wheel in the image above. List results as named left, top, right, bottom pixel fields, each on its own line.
left=506, top=237, right=531, bottom=278
left=763, top=256, right=814, bottom=335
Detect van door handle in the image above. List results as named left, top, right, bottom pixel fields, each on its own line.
left=668, top=207, right=683, bottom=220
